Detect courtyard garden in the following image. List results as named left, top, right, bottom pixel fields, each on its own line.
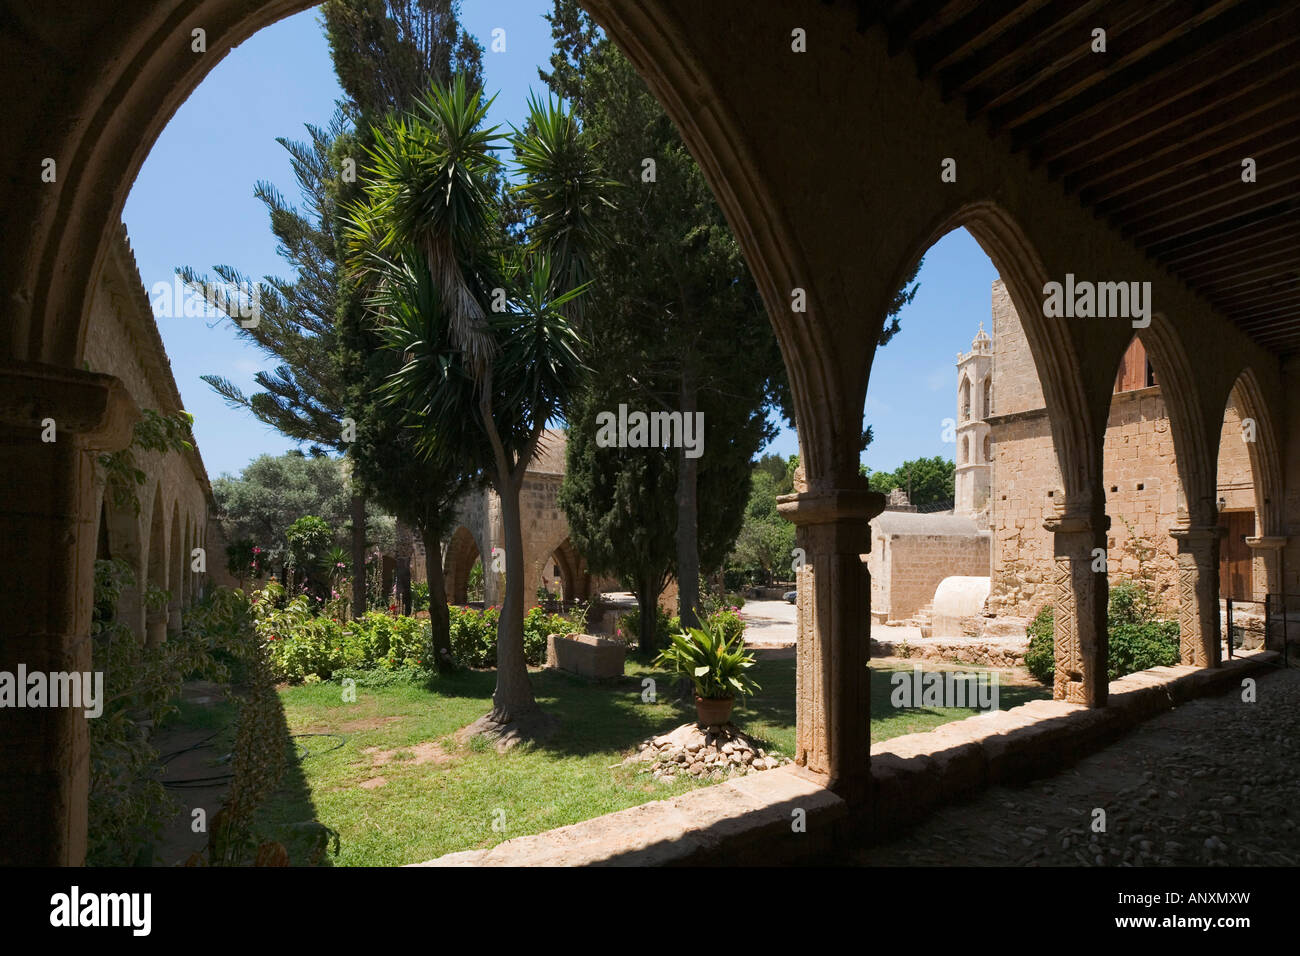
left=148, top=582, right=1049, bottom=866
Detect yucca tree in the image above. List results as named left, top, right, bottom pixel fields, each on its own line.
left=348, top=77, right=610, bottom=725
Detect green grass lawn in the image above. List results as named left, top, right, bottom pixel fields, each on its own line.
left=251, top=658, right=1048, bottom=865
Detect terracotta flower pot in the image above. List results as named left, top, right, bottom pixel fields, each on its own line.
left=695, top=695, right=734, bottom=726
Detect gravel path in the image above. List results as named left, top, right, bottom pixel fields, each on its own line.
left=855, top=665, right=1300, bottom=866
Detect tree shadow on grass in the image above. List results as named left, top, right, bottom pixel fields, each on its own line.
left=869, top=664, right=1052, bottom=725
left=249, top=689, right=337, bottom=867
left=518, top=657, right=799, bottom=759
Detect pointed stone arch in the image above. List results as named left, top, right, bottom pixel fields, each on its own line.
left=534, top=536, right=591, bottom=603
left=1219, top=368, right=1284, bottom=539
left=893, top=200, right=1096, bottom=510
left=444, top=525, right=486, bottom=606
left=1128, top=318, right=1215, bottom=526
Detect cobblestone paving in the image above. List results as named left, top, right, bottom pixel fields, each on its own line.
left=855, top=666, right=1300, bottom=866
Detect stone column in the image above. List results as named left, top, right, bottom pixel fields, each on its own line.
left=145, top=607, right=168, bottom=649
left=1247, top=535, right=1286, bottom=651
left=1246, top=535, right=1286, bottom=597
left=1170, top=525, right=1223, bottom=668
left=777, top=488, right=884, bottom=803
left=1042, top=509, right=1110, bottom=707
left=0, top=361, right=137, bottom=866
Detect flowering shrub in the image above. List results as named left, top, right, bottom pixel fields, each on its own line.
left=705, top=607, right=745, bottom=646
left=524, top=606, right=572, bottom=664
left=256, top=586, right=573, bottom=681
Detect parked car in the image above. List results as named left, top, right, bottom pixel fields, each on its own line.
left=784, top=590, right=797, bottom=604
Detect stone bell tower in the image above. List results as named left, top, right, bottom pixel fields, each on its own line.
left=955, top=322, right=992, bottom=517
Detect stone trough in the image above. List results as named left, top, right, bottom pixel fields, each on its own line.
left=545, top=633, right=626, bottom=680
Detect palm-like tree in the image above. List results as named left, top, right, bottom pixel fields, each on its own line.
left=347, top=77, right=610, bottom=724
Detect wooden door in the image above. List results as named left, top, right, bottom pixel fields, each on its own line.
left=1218, top=510, right=1254, bottom=601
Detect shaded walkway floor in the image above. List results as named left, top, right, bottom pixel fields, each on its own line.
left=855, top=667, right=1300, bottom=866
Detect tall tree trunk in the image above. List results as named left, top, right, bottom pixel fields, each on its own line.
left=676, top=363, right=701, bottom=630
left=421, top=526, right=454, bottom=674
left=637, top=568, right=662, bottom=656
left=350, top=489, right=367, bottom=620
left=395, top=521, right=413, bottom=615
left=490, top=470, right=537, bottom=722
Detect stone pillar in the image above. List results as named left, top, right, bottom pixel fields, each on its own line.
left=1170, top=526, right=1223, bottom=667
left=145, top=608, right=168, bottom=649
left=1042, top=509, right=1110, bottom=707
left=1246, top=535, right=1286, bottom=598
left=0, top=361, right=137, bottom=866
left=1247, top=536, right=1286, bottom=651
left=777, top=488, right=884, bottom=804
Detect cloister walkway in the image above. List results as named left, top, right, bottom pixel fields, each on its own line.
left=855, top=667, right=1300, bottom=866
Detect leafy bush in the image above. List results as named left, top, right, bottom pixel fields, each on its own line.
left=1022, top=579, right=1181, bottom=685
left=617, top=604, right=675, bottom=647
left=524, top=605, right=572, bottom=664
left=1106, top=580, right=1180, bottom=679
left=350, top=612, right=432, bottom=669
left=256, top=585, right=572, bottom=681
left=411, top=581, right=430, bottom=612
left=1024, top=605, right=1055, bottom=682
left=449, top=605, right=500, bottom=667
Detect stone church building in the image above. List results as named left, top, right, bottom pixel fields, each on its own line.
left=872, top=278, right=1263, bottom=636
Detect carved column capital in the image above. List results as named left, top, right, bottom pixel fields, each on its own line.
left=0, top=360, right=137, bottom=451
left=777, top=488, right=884, bottom=556
left=777, top=488, right=885, bottom=526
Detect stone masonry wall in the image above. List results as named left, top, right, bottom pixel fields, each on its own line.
left=881, top=533, right=990, bottom=621
left=988, top=276, right=1263, bottom=619
left=1100, top=386, right=1181, bottom=611
left=85, top=229, right=216, bottom=640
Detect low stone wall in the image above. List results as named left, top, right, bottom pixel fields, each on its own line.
left=867, top=653, right=1278, bottom=839
left=872, top=636, right=1026, bottom=669
left=417, top=768, right=846, bottom=866
left=411, top=652, right=1278, bottom=865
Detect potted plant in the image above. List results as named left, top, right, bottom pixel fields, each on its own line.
left=653, top=623, right=761, bottom=726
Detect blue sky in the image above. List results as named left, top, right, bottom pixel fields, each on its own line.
left=123, top=2, right=999, bottom=480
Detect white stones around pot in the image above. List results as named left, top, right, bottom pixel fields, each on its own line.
left=632, top=721, right=790, bottom=781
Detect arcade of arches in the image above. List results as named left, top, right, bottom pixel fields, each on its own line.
left=431, top=432, right=601, bottom=607
left=4, top=1, right=1300, bottom=865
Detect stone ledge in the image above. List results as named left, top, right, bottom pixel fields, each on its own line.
left=866, top=651, right=1278, bottom=840
left=411, top=765, right=845, bottom=867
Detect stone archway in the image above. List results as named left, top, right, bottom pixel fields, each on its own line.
left=536, top=537, right=590, bottom=603
left=444, top=526, right=485, bottom=606
left=1218, top=370, right=1287, bottom=619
